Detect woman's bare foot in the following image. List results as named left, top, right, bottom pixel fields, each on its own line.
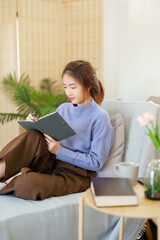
left=0, top=160, right=5, bottom=179
left=5, top=173, right=21, bottom=184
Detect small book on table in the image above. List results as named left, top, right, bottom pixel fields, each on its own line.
left=91, top=177, right=138, bottom=207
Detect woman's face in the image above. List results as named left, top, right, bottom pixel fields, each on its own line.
left=63, top=73, right=91, bottom=106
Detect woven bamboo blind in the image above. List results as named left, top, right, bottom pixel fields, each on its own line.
left=0, top=0, right=19, bottom=149
left=62, top=0, right=104, bottom=80
left=18, top=0, right=61, bottom=89
left=18, top=0, right=103, bottom=87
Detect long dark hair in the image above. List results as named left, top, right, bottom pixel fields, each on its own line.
left=62, top=60, right=104, bottom=105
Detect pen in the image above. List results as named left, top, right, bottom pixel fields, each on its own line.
left=31, top=109, right=34, bottom=116
left=31, top=109, right=35, bottom=121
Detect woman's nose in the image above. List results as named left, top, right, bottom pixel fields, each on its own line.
left=65, top=89, right=72, bottom=96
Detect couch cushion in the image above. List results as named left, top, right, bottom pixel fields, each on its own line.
left=97, top=114, right=124, bottom=177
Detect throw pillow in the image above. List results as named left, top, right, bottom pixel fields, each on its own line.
left=97, top=113, right=125, bottom=177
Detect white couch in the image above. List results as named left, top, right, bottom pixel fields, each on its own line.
left=0, top=99, right=160, bottom=240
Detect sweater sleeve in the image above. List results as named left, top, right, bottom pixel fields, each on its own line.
left=56, top=114, right=114, bottom=172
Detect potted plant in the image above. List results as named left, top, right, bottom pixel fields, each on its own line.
left=137, top=112, right=160, bottom=199
left=0, top=72, right=68, bottom=125
left=145, top=159, right=160, bottom=199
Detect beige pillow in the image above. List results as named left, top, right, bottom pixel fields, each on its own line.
left=97, top=113, right=124, bottom=177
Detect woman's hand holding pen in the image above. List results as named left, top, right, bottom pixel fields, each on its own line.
left=44, top=134, right=60, bottom=155
left=26, top=114, right=37, bottom=121
left=26, top=110, right=38, bottom=121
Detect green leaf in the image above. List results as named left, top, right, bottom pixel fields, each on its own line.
left=0, top=72, right=68, bottom=125
left=155, top=125, right=160, bottom=143
left=146, top=129, right=160, bottom=152
left=0, top=113, right=25, bottom=125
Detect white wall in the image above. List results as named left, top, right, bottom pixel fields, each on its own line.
left=103, top=0, right=160, bottom=100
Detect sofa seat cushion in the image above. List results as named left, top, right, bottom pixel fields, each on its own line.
left=0, top=190, right=83, bottom=240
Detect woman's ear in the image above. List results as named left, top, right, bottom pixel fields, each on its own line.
left=88, top=86, right=91, bottom=92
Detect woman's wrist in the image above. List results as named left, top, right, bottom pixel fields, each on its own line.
left=54, top=143, right=60, bottom=155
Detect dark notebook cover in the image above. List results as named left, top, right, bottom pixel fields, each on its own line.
left=18, top=112, right=76, bottom=141
left=91, top=177, right=138, bottom=207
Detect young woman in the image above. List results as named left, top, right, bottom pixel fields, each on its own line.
left=0, top=60, right=114, bottom=200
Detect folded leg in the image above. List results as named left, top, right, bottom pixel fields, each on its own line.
left=0, top=164, right=93, bottom=200
left=0, top=130, right=55, bottom=181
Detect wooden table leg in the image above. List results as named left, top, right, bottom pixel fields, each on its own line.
left=145, top=219, right=153, bottom=240
left=119, top=216, right=124, bottom=240
left=158, top=218, right=160, bottom=240
left=79, top=195, right=84, bottom=240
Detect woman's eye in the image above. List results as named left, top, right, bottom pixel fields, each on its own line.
left=71, top=87, right=76, bottom=89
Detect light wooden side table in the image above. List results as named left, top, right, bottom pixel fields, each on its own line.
left=78, top=183, right=160, bottom=240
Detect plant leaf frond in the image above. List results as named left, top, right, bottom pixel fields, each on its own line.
left=0, top=113, right=25, bottom=125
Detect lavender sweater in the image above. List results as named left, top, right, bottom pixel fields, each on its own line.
left=56, top=99, right=114, bottom=172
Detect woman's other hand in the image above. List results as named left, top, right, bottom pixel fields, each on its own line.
left=44, top=134, right=60, bottom=155
left=26, top=114, right=38, bottom=121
